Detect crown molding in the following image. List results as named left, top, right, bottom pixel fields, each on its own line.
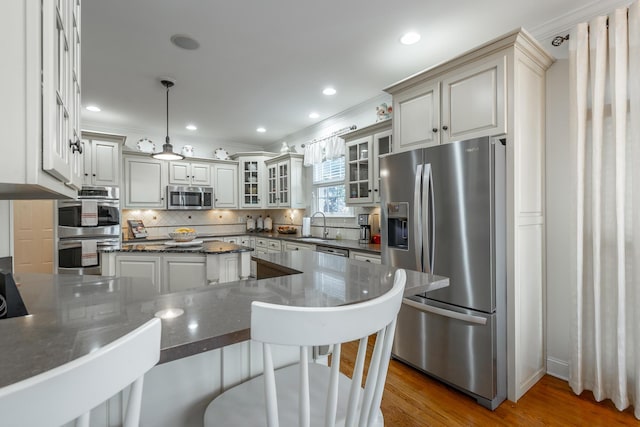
left=529, top=0, right=633, bottom=41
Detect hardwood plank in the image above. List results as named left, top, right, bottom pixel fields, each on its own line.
left=339, top=340, right=638, bottom=426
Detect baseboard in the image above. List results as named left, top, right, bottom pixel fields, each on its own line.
left=546, top=356, right=570, bottom=381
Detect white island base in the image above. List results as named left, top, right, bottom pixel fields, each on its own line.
left=101, top=251, right=251, bottom=292
left=82, top=341, right=298, bottom=427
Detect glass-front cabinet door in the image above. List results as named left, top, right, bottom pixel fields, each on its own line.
left=266, top=163, right=278, bottom=207
left=346, top=136, right=373, bottom=204
left=241, top=160, right=261, bottom=208
left=278, top=161, right=289, bottom=206
left=373, top=130, right=392, bottom=203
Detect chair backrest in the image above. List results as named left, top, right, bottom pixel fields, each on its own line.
left=251, top=268, right=406, bottom=427
left=0, top=317, right=161, bottom=427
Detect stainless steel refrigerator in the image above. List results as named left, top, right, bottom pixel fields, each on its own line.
left=380, top=136, right=506, bottom=409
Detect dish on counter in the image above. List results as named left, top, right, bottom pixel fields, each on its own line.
left=163, top=239, right=204, bottom=247
left=277, top=226, right=297, bottom=234
left=169, top=228, right=197, bottom=242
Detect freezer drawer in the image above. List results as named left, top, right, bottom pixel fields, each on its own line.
left=392, top=295, right=499, bottom=403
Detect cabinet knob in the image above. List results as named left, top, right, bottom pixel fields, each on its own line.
left=368, top=189, right=372, bottom=193
left=374, top=189, right=378, bottom=192
left=442, top=125, right=449, bottom=131
left=432, top=128, right=438, bottom=133
left=92, top=174, right=96, bottom=177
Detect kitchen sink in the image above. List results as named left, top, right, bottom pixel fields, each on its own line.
left=298, top=238, right=333, bottom=243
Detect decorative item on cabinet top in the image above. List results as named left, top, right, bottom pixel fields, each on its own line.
left=181, top=145, right=194, bottom=157
left=214, top=148, right=229, bottom=160
left=136, top=138, right=156, bottom=153
left=376, top=103, right=392, bottom=122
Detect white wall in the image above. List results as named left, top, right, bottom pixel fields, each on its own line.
left=545, top=58, right=572, bottom=380
left=0, top=201, right=12, bottom=257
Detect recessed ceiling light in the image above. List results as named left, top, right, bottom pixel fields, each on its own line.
left=186, top=124, right=197, bottom=131
left=170, top=34, right=200, bottom=50
left=86, top=105, right=101, bottom=112
left=400, top=31, right=421, bottom=45
left=309, top=112, right=319, bottom=119
left=256, top=127, right=266, bottom=133
left=323, top=87, right=337, bottom=96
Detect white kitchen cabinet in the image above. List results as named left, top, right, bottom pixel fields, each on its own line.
left=212, top=162, right=238, bottom=208
left=114, top=255, right=162, bottom=293
left=255, top=237, right=282, bottom=253
left=123, top=154, right=167, bottom=209
left=230, top=153, right=278, bottom=209
left=169, top=161, right=211, bottom=186
left=82, top=131, right=124, bottom=187
left=0, top=0, right=81, bottom=198
left=282, top=241, right=315, bottom=252
left=390, top=55, right=505, bottom=152
left=103, top=251, right=249, bottom=290
left=385, top=29, right=553, bottom=401
left=265, top=153, right=305, bottom=209
left=223, top=235, right=250, bottom=246
left=349, top=251, right=381, bottom=264
left=343, top=120, right=392, bottom=205
left=162, top=255, right=207, bottom=292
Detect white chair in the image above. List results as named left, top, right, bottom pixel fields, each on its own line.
left=204, top=269, right=406, bottom=427
left=0, top=317, right=161, bottom=427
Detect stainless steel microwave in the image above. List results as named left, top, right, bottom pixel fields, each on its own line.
left=167, top=185, right=214, bottom=210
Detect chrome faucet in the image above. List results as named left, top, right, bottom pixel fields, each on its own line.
left=310, top=211, right=328, bottom=239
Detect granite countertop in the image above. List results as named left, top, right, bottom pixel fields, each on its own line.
left=0, top=252, right=447, bottom=389
left=113, top=240, right=253, bottom=254
left=124, top=232, right=381, bottom=254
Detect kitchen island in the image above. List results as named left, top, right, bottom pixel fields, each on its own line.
left=0, top=252, right=447, bottom=426
left=101, top=240, right=253, bottom=292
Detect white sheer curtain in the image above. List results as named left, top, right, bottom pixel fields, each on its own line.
left=303, top=135, right=345, bottom=167
left=569, top=1, right=640, bottom=418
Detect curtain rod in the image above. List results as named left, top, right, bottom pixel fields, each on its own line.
left=300, top=125, right=357, bottom=148
left=552, top=14, right=620, bottom=47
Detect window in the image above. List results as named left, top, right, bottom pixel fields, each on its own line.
left=312, top=157, right=353, bottom=217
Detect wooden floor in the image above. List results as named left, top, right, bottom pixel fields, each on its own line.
left=339, top=341, right=638, bottom=426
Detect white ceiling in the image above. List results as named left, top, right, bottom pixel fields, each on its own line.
left=81, top=0, right=630, bottom=148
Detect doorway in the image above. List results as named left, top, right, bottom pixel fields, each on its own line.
left=13, top=200, right=55, bottom=273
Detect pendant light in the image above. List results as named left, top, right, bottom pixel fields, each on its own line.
left=152, top=79, right=184, bottom=160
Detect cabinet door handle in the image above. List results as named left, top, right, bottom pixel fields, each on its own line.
left=442, top=125, right=449, bottom=131
left=432, top=128, right=438, bottom=133
left=69, top=138, right=82, bottom=154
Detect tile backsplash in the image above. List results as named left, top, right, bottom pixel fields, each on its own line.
left=122, top=207, right=380, bottom=241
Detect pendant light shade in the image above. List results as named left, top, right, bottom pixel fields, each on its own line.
left=152, top=79, right=184, bottom=161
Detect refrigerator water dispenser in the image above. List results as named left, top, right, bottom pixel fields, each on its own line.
left=386, top=202, right=408, bottom=250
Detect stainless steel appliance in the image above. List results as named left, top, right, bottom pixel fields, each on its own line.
left=57, top=186, right=121, bottom=275
left=380, top=137, right=506, bottom=409
left=167, top=185, right=213, bottom=210
left=315, top=246, right=349, bottom=257
left=357, top=214, right=371, bottom=244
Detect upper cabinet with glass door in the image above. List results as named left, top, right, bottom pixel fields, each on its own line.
left=230, top=152, right=278, bottom=209
left=343, top=120, right=392, bottom=205
left=264, top=153, right=305, bottom=209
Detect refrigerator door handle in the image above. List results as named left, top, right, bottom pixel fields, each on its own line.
left=428, top=164, right=436, bottom=274
left=402, top=297, right=488, bottom=325
left=422, top=164, right=434, bottom=273
left=414, top=164, right=424, bottom=272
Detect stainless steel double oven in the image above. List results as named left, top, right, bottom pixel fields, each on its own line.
left=57, top=186, right=121, bottom=275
